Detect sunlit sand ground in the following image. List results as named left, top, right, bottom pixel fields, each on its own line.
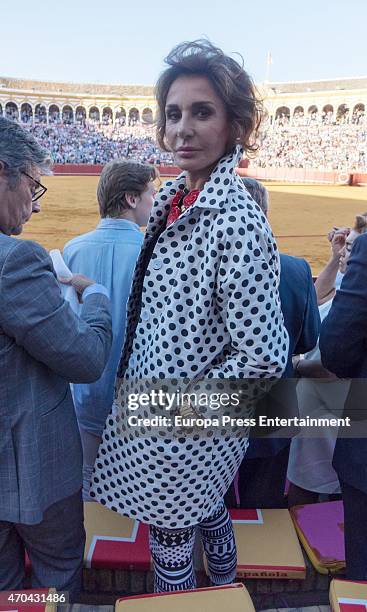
left=22, top=176, right=367, bottom=274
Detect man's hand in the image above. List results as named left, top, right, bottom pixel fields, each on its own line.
left=59, top=273, right=95, bottom=297
left=294, top=357, right=338, bottom=381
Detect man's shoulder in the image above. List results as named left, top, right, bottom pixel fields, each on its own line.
left=0, top=233, right=19, bottom=256
left=279, top=253, right=314, bottom=303
left=280, top=252, right=307, bottom=267
left=351, top=232, right=367, bottom=257
left=0, top=235, right=47, bottom=265
left=64, top=230, right=99, bottom=251
left=280, top=253, right=311, bottom=276
left=0, top=238, right=51, bottom=296
left=64, top=225, right=143, bottom=252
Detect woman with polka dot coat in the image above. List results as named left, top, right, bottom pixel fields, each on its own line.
left=91, top=40, right=289, bottom=592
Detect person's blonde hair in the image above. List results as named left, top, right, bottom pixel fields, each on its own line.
left=97, top=159, right=157, bottom=218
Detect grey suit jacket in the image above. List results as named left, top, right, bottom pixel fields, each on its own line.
left=0, top=235, right=112, bottom=524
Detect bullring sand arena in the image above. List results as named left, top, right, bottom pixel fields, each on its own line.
left=22, top=176, right=367, bottom=275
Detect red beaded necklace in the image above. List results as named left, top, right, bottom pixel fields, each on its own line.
left=166, top=189, right=200, bottom=227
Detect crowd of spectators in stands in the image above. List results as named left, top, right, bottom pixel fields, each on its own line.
left=254, top=107, right=366, bottom=172
left=1, top=103, right=173, bottom=165
left=1, top=103, right=366, bottom=170
left=23, top=122, right=174, bottom=165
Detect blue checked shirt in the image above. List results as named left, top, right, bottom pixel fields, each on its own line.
left=63, top=218, right=144, bottom=435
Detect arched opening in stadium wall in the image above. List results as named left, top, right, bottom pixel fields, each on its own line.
left=62, top=106, right=74, bottom=124
left=76, top=106, right=86, bottom=125
left=35, top=104, right=47, bottom=123
left=337, top=103, right=349, bottom=122
left=21, top=103, right=33, bottom=123
left=275, top=106, right=290, bottom=125
left=128, top=108, right=139, bottom=126
left=308, top=105, right=318, bottom=120
left=102, top=107, right=113, bottom=125
left=353, top=103, right=365, bottom=123
left=293, top=106, right=304, bottom=123
left=322, top=104, right=334, bottom=122
left=5, top=102, right=19, bottom=120
left=89, top=106, right=100, bottom=123
left=49, top=104, right=60, bottom=124
left=115, top=107, right=126, bottom=125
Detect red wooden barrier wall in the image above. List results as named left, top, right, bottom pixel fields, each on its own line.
left=350, top=173, right=367, bottom=186
left=237, top=166, right=352, bottom=185
left=53, top=164, right=180, bottom=176
left=52, top=164, right=367, bottom=186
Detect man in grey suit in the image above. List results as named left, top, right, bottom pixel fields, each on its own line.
left=0, top=117, right=112, bottom=598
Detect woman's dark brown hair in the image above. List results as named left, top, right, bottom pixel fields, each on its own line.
left=155, top=39, right=263, bottom=156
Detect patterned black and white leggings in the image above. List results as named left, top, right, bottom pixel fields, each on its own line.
left=149, top=501, right=237, bottom=592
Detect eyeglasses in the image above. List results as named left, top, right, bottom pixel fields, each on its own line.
left=22, top=171, right=47, bottom=203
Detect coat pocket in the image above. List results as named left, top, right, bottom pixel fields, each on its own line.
left=39, top=388, right=82, bottom=500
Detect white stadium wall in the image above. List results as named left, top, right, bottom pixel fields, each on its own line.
left=1, top=75, right=366, bottom=126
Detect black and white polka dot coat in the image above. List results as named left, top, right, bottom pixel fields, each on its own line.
left=90, top=147, right=289, bottom=528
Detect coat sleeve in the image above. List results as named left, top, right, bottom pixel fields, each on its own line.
left=320, top=234, right=367, bottom=378
left=207, top=207, right=288, bottom=382
left=294, top=260, right=320, bottom=356
left=0, top=239, right=112, bottom=383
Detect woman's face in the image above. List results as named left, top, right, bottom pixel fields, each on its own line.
left=164, top=75, right=231, bottom=183
left=339, top=229, right=360, bottom=273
